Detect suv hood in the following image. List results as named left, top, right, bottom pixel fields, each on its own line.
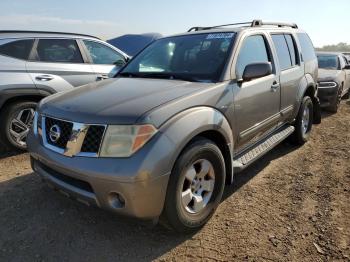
left=318, top=68, right=341, bottom=82
left=39, top=78, right=210, bottom=124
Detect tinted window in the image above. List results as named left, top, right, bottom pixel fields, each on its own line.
left=84, top=40, right=125, bottom=65
left=285, top=34, right=298, bottom=66
left=120, top=33, right=235, bottom=82
left=0, top=39, right=34, bottom=60
left=317, top=54, right=339, bottom=70
left=297, top=33, right=316, bottom=62
left=36, top=39, right=83, bottom=63
left=237, top=35, right=270, bottom=77
left=272, top=34, right=292, bottom=70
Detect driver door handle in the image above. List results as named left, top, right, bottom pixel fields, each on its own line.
left=271, top=81, right=280, bottom=92
left=35, top=75, right=54, bottom=81
left=96, top=74, right=109, bottom=81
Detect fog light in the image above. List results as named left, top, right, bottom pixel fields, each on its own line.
left=108, top=192, right=125, bottom=209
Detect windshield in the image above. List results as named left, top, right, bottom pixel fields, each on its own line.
left=118, top=33, right=236, bottom=82
left=317, top=55, right=339, bottom=70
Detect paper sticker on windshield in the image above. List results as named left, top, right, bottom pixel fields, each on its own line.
left=206, top=33, right=234, bottom=39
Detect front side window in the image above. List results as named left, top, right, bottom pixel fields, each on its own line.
left=119, top=33, right=235, bottom=82
left=0, top=39, right=34, bottom=60
left=83, top=40, right=125, bottom=66
left=317, top=54, right=339, bottom=70
left=35, top=39, right=83, bottom=63
left=236, top=35, right=270, bottom=77
left=271, top=34, right=293, bottom=71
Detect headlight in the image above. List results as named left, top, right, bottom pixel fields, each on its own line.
left=318, top=81, right=337, bottom=88
left=100, top=124, right=157, bottom=157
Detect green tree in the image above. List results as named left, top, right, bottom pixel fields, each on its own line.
left=316, top=42, right=350, bottom=52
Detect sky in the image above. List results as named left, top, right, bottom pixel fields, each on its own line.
left=0, top=0, right=349, bottom=47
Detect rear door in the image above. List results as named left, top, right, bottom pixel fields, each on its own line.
left=81, top=40, right=127, bottom=80
left=26, top=38, right=96, bottom=93
left=271, top=33, right=304, bottom=119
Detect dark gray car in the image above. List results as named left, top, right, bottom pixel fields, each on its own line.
left=0, top=31, right=129, bottom=150
left=27, top=20, right=321, bottom=232
left=317, top=52, right=350, bottom=112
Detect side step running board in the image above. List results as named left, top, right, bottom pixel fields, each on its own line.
left=233, top=125, right=295, bottom=173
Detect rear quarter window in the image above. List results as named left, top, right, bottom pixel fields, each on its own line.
left=0, top=39, right=34, bottom=60
left=297, top=33, right=316, bottom=62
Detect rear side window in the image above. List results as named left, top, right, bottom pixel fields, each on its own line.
left=0, top=39, right=34, bottom=60
left=271, top=34, right=292, bottom=70
left=83, top=40, right=125, bottom=65
left=297, top=33, right=316, bottom=62
left=236, top=35, right=270, bottom=77
left=285, top=35, right=298, bottom=66
left=35, top=39, right=83, bottom=63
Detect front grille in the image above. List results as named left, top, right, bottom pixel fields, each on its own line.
left=45, top=117, right=73, bottom=149
left=39, top=161, right=94, bottom=193
left=81, top=125, right=105, bottom=153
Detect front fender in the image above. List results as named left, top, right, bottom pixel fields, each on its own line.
left=159, top=106, right=234, bottom=173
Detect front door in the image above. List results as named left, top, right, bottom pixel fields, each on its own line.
left=233, top=34, right=280, bottom=150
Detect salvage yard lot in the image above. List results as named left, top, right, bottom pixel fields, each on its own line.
left=0, top=101, right=349, bottom=261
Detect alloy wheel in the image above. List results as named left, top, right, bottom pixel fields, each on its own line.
left=9, top=108, right=35, bottom=147
left=181, top=159, right=215, bottom=214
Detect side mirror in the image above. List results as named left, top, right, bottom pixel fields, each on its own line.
left=114, top=59, right=127, bottom=67
left=241, top=62, right=272, bottom=82
left=344, top=64, right=350, bottom=70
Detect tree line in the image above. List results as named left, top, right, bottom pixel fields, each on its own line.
left=316, top=42, right=350, bottom=52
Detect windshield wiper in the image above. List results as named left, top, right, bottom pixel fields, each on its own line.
left=118, top=72, right=207, bottom=82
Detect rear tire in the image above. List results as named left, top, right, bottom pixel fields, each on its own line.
left=290, top=96, right=313, bottom=145
left=0, top=101, right=37, bottom=151
left=163, top=138, right=225, bottom=233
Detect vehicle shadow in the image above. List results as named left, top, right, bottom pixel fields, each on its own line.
left=222, top=141, right=297, bottom=201
left=0, top=149, right=23, bottom=160
left=0, top=141, right=298, bottom=261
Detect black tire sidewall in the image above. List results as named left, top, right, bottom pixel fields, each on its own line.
left=291, top=96, right=313, bottom=145
left=164, top=138, right=225, bottom=232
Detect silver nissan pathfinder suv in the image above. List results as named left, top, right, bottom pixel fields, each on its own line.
left=28, top=20, right=321, bottom=232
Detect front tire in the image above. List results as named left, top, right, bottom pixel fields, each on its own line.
left=163, top=138, right=225, bottom=233
left=290, top=96, right=313, bottom=145
left=0, top=101, right=37, bottom=151
left=326, top=84, right=343, bottom=113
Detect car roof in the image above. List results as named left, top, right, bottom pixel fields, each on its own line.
left=167, top=25, right=304, bottom=38
left=0, top=30, right=100, bottom=40
left=317, top=51, right=343, bottom=56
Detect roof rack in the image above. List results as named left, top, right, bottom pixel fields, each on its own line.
left=0, top=30, right=100, bottom=39
left=187, top=20, right=298, bottom=32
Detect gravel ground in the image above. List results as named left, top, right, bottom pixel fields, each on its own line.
left=0, top=101, right=349, bottom=262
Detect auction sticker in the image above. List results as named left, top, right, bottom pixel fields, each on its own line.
left=206, top=33, right=235, bottom=39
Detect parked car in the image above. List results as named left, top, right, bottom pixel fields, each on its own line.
left=108, top=33, right=162, bottom=56
left=0, top=30, right=129, bottom=150
left=28, top=20, right=321, bottom=232
left=342, top=52, right=350, bottom=62
left=317, top=52, right=350, bottom=112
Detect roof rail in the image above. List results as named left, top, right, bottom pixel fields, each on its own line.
left=187, top=20, right=298, bottom=32
left=0, top=30, right=100, bottom=39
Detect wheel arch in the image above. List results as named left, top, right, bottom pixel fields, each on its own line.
left=160, top=106, right=234, bottom=185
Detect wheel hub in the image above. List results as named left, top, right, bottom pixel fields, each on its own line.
left=181, top=159, right=215, bottom=214
left=9, top=107, right=35, bottom=148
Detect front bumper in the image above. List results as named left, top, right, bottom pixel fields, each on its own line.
left=27, top=131, right=172, bottom=219
left=317, top=86, right=339, bottom=108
